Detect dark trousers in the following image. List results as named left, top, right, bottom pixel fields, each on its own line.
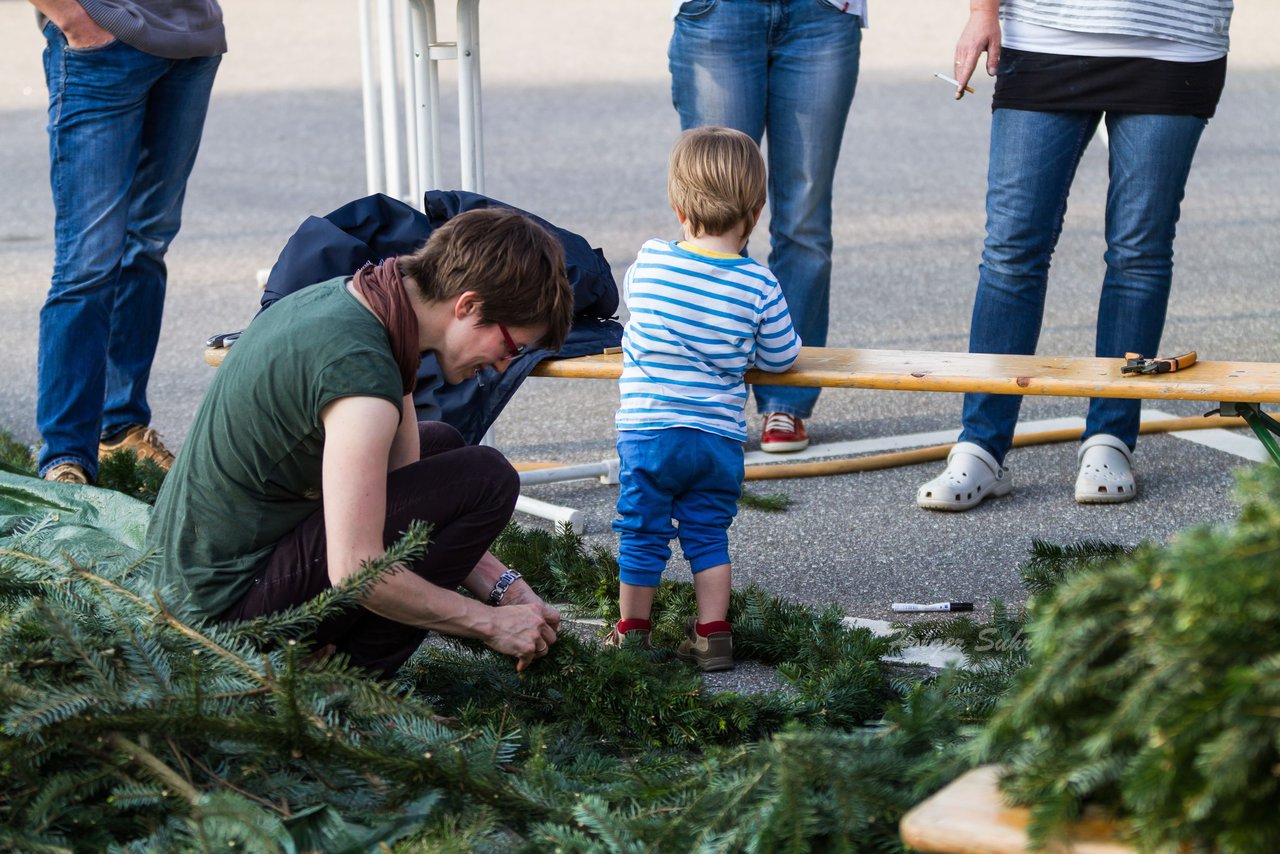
left=222, top=422, right=519, bottom=676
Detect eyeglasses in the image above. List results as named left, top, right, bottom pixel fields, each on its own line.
left=497, top=324, right=528, bottom=360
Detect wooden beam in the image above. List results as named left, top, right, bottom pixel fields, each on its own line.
left=207, top=345, right=1280, bottom=404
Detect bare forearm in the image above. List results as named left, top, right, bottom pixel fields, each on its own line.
left=362, top=564, right=500, bottom=639
left=956, top=0, right=1003, bottom=88
left=29, top=0, right=110, bottom=45
left=462, top=551, right=546, bottom=610
left=462, top=551, right=508, bottom=599
left=357, top=566, right=555, bottom=668
left=30, top=0, right=84, bottom=23
left=320, top=395, right=553, bottom=668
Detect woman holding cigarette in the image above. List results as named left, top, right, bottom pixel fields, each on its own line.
left=918, top=0, right=1232, bottom=511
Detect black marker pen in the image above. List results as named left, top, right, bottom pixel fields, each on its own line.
left=891, top=602, right=974, bottom=613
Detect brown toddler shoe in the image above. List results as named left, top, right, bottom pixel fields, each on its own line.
left=604, top=619, right=652, bottom=649
left=676, top=618, right=734, bottom=672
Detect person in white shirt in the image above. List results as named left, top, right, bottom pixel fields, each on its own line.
left=918, top=0, right=1231, bottom=512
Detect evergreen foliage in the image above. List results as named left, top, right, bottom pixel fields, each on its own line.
left=0, top=432, right=34, bottom=476
left=6, top=425, right=1276, bottom=850
left=94, top=451, right=169, bottom=505
left=977, top=466, right=1280, bottom=852
left=0, top=430, right=167, bottom=504
left=737, top=489, right=792, bottom=512
left=0, top=499, right=976, bottom=852
left=897, top=538, right=1107, bottom=725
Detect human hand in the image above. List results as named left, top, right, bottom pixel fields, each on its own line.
left=484, top=602, right=558, bottom=673
left=51, top=3, right=116, bottom=50
left=952, top=8, right=1001, bottom=99
left=499, top=581, right=562, bottom=633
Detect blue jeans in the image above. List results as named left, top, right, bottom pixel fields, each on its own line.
left=37, top=24, right=220, bottom=478
left=670, top=0, right=861, bottom=419
left=613, top=428, right=744, bottom=587
left=960, top=108, right=1208, bottom=464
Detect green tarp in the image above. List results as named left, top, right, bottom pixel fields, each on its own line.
left=0, top=470, right=150, bottom=564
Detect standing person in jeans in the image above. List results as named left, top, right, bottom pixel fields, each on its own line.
left=917, top=0, right=1231, bottom=511
left=608, top=127, right=801, bottom=671
left=668, top=0, right=864, bottom=453
left=147, top=209, right=574, bottom=677
left=30, top=0, right=225, bottom=484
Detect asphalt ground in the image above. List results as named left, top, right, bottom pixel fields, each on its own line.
left=2, top=0, right=1279, bottom=633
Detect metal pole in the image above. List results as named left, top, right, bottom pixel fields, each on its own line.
left=357, top=0, right=383, bottom=194
left=408, top=0, right=438, bottom=201
left=376, top=0, right=404, bottom=199
left=399, top=0, right=419, bottom=203
left=456, top=0, right=483, bottom=193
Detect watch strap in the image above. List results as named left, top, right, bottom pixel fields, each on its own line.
left=487, top=569, right=522, bottom=606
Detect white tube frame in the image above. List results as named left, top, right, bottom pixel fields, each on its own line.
left=357, top=0, right=597, bottom=531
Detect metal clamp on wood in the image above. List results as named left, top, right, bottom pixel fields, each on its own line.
left=1121, top=351, right=1197, bottom=375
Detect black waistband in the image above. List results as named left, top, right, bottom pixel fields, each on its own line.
left=992, top=47, right=1227, bottom=119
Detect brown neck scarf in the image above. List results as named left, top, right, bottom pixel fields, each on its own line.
left=351, top=258, right=421, bottom=396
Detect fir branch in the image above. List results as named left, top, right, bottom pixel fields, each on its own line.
left=94, top=451, right=167, bottom=505
left=0, top=430, right=36, bottom=474
left=106, top=732, right=200, bottom=805
left=979, top=467, right=1280, bottom=851
left=173, top=742, right=287, bottom=816
left=223, top=520, right=432, bottom=645
left=738, top=489, right=791, bottom=512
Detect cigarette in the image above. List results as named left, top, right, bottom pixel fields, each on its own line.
left=934, top=72, right=976, bottom=95
left=891, top=602, right=975, bottom=613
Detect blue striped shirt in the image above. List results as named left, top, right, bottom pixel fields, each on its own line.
left=616, top=239, right=802, bottom=441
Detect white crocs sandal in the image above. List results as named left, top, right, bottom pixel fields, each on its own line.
left=917, top=442, right=1012, bottom=511
left=1075, top=434, right=1137, bottom=504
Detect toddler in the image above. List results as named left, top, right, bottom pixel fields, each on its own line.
left=608, top=126, right=802, bottom=671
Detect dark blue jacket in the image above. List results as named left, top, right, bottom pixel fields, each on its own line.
left=260, top=191, right=622, bottom=444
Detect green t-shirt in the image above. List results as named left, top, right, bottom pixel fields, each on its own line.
left=147, top=278, right=404, bottom=617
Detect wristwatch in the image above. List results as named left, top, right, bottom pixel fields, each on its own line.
left=487, top=569, right=522, bottom=606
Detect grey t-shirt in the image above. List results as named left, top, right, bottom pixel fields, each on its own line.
left=38, top=0, right=226, bottom=59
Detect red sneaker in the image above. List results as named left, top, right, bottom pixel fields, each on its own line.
left=760, top=412, right=809, bottom=453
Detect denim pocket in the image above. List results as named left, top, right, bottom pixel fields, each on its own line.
left=64, top=37, right=121, bottom=55
left=815, top=0, right=861, bottom=22
left=675, top=0, right=720, bottom=20
left=46, top=21, right=121, bottom=54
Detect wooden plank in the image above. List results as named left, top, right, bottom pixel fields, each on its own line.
left=899, top=765, right=1133, bottom=854
left=530, top=347, right=1280, bottom=404
left=207, top=344, right=1280, bottom=404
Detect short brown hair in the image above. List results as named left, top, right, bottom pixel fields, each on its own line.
left=667, top=126, right=767, bottom=241
left=399, top=208, right=573, bottom=351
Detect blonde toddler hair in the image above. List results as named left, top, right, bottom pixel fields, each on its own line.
left=667, top=126, right=767, bottom=241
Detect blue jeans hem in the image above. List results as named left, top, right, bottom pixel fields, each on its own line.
left=100, top=422, right=144, bottom=442
left=756, top=404, right=809, bottom=419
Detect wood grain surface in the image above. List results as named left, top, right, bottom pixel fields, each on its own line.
left=528, top=347, right=1280, bottom=403
left=899, top=766, right=1133, bottom=854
